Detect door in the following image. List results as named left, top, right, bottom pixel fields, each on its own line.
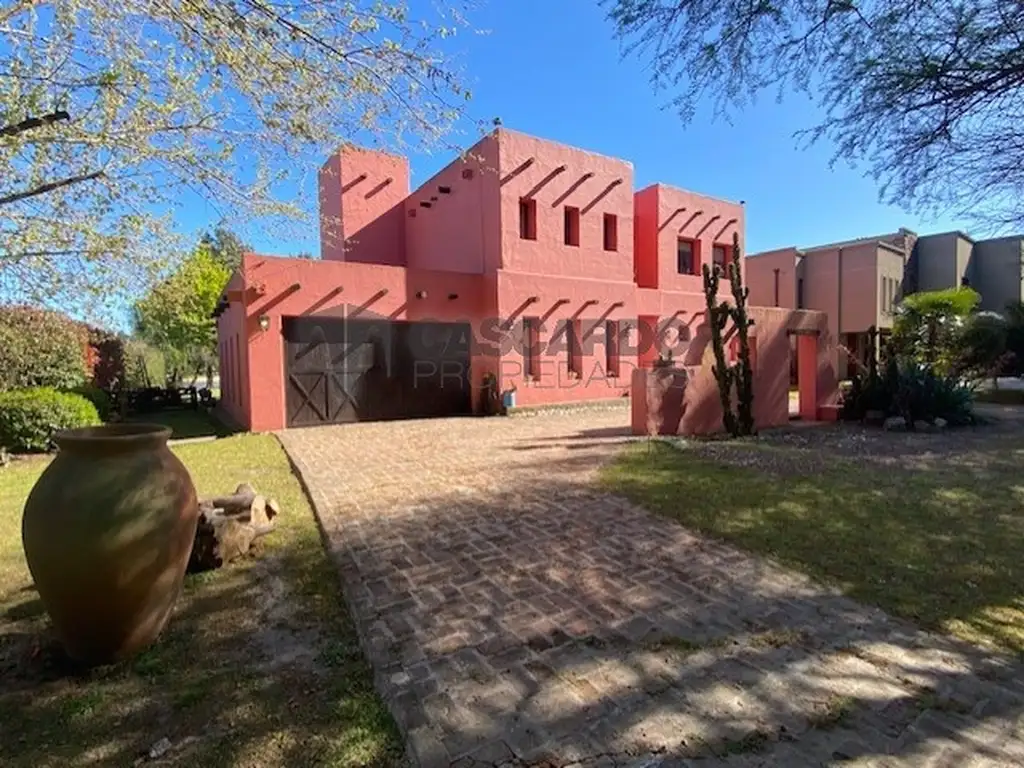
left=283, top=317, right=472, bottom=427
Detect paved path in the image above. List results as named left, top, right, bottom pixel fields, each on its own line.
left=279, top=407, right=1024, bottom=767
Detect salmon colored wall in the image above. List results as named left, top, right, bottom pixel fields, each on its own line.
left=746, top=248, right=799, bottom=309
left=223, top=129, right=841, bottom=432
left=215, top=271, right=249, bottom=427
left=319, top=146, right=409, bottom=265
left=318, top=153, right=343, bottom=261
left=495, top=271, right=638, bottom=406
left=236, top=254, right=491, bottom=431
left=630, top=307, right=836, bottom=436
left=633, top=186, right=659, bottom=288
left=496, top=129, right=635, bottom=282
left=404, top=136, right=499, bottom=274
left=640, top=184, right=745, bottom=295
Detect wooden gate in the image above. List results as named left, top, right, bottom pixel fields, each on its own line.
left=283, top=317, right=472, bottom=427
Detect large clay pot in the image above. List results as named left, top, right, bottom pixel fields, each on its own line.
left=645, top=366, right=689, bottom=435
left=22, top=424, right=198, bottom=665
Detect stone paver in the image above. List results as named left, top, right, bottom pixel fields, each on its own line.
left=278, top=406, right=1024, bottom=767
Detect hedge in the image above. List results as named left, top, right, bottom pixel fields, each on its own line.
left=0, top=305, right=89, bottom=391
left=0, top=388, right=101, bottom=453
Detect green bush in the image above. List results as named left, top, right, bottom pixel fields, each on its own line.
left=842, top=359, right=973, bottom=426
left=0, top=388, right=101, bottom=453
left=0, top=305, right=89, bottom=391
left=68, top=383, right=113, bottom=421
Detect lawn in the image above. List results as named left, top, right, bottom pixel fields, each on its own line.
left=0, top=435, right=401, bottom=767
left=124, top=408, right=235, bottom=440
left=602, top=422, right=1024, bottom=654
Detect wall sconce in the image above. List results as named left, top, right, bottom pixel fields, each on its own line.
left=258, top=314, right=271, bottom=331
left=415, top=290, right=428, bottom=299
left=447, top=293, right=459, bottom=301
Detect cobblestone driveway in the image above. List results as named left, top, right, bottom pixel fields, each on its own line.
left=278, top=406, right=1024, bottom=767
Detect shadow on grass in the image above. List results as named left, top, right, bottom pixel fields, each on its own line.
left=0, top=434, right=401, bottom=768
left=124, top=409, right=236, bottom=440
left=604, top=439, right=1024, bottom=653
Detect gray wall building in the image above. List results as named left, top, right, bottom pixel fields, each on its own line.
left=972, top=236, right=1024, bottom=313
left=907, top=232, right=1023, bottom=313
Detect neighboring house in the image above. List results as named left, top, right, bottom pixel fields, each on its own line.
left=215, top=127, right=836, bottom=432
left=747, top=230, right=914, bottom=379
left=750, top=228, right=1024, bottom=379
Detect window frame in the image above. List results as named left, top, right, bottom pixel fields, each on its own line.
left=523, top=317, right=540, bottom=380
left=519, top=198, right=537, bottom=240
left=676, top=237, right=697, bottom=275
left=605, top=320, right=621, bottom=378
left=603, top=213, right=618, bottom=252
left=564, top=206, right=581, bottom=247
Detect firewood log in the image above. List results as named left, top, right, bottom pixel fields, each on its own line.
left=187, top=484, right=281, bottom=573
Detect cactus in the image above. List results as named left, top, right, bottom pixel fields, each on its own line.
left=702, top=260, right=738, bottom=436
left=728, top=232, right=756, bottom=435
left=701, top=232, right=756, bottom=437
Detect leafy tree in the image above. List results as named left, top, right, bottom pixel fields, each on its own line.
left=134, top=245, right=231, bottom=386
left=1, top=1, right=473, bottom=308
left=0, top=305, right=88, bottom=391
left=606, top=0, right=1024, bottom=226
left=1003, top=301, right=1024, bottom=377
left=201, top=227, right=250, bottom=272
left=891, top=287, right=980, bottom=374
left=954, top=311, right=1009, bottom=384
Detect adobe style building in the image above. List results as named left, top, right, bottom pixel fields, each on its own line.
left=215, top=128, right=837, bottom=433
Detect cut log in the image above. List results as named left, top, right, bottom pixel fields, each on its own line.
left=188, top=484, right=280, bottom=573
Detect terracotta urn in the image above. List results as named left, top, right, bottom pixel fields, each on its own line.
left=645, top=365, right=689, bottom=436
left=22, top=424, right=198, bottom=665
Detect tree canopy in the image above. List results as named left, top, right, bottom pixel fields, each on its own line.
left=606, top=0, right=1024, bottom=227
left=1, top=0, right=472, bottom=310
left=133, top=244, right=231, bottom=384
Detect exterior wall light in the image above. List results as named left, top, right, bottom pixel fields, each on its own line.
left=258, top=314, right=271, bottom=331
left=416, top=290, right=428, bottom=299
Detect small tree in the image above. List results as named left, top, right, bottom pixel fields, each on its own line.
left=701, top=233, right=756, bottom=437
left=892, top=287, right=981, bottom=373
left=134, top=244, right=231, bottom=386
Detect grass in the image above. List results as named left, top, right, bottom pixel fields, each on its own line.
left=124, top=408, right=235, bottom=440
left=0, top=434, right=402, bottom=768
left=602, top=439, right=1024, bottom=654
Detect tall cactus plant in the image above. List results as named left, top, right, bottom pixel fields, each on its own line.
left=701, top=232, right=756, bottom=437
left=728, top=232, right=756, bottom=435
left=702, top=260, right=739, bottom=436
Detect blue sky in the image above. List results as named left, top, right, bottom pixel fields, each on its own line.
left=221, top=0, right=971, bottom=257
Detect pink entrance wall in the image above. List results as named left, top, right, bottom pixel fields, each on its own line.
left=629, top=307, right=836, bottom=436
left=219, top=127, right=839, bottom=432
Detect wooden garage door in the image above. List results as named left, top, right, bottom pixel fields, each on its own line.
left=283, top=317, right=472, bottom=427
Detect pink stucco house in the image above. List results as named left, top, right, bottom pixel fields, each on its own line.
left=215, top=128, right=837, bottom=434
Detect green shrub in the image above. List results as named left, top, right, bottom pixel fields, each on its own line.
left=0, top=305, right=89, bottom=391
left=68, top=383, right=113, bottom=421
left=842, top=359, right=973, bottom=426
left=0, top=388, right=101, bottom=453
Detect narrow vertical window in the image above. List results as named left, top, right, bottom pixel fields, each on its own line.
left=232, top=335, right=241, bottom=405
left=677, top=239, right=695, bottom=275
left=523, top=317, right=540, bottom=380
left=797, top=278, right=805, bottom=309
left=712, top=244, right=728, bottom=271
left=567, top=320, right=582, bottom=376
left=603, top=213, right=618, bottom=251
left=881, top=277, right=887, bottom=314
left=605, top=320, right=621, bottom=377
left=564, top=206, right=580, bottom=246
left=773, top=268, right=780, bottom=307
left=519, top=198, right=537, bottom=240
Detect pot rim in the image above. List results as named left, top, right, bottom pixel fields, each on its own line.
left=54, top=423, right=173, bottom=453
